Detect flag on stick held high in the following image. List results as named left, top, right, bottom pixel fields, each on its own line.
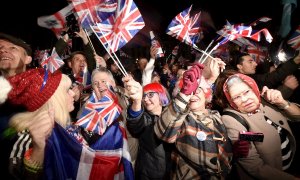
left=37, top=4, right=74, bottom=38
left=92, top=0, right=145, bottom=53
left=150, top=31, right=164, bottom=58
left=40, top=48, right=65, bottom=73
left=72, top=0, right=118, bottom=29
left=166, top=5, right=201, bottom=46
left=287, top=25, right=300, bottom=50
left=76, top=90, right=122, bottom=135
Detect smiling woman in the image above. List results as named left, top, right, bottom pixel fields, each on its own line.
left=154, top=62, right=233, bottom=179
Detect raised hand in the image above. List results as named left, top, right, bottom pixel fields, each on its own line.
left=123, top=75, right=143, bottom=102
left=261, top=86, right=285, bottom=105
left=180, top=63, right=204, bottom=95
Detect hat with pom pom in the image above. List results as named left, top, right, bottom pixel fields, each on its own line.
left=7, top=68, right=62, bottom=111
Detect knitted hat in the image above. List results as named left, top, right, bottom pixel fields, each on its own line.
left=0, top=33, right=32, bottom=55
left=143, top=83, right=170, bottom=107
left=8, top=68, right=62, bottom=112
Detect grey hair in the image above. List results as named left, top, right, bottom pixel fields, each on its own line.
left=226, top=75, right=244, bottom=89
left=91, top=67, right=116, bottom=85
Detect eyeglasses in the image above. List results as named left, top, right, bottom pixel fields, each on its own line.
left=143, top=92, right=157, bottom=99
left=231, top=89, right=252, bottom=103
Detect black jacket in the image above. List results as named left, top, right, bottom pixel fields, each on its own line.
left=126, top=107, right=172, bottom=180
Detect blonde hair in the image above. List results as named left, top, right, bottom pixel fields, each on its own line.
left=10, top=75, right=71, bottom=131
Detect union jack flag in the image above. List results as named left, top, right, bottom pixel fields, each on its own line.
left=97, top=0, right=117, bottom=22
left=40, top=48, right=65, bottom=73
left=217, top=24, right=253, bottom=45
left=247, top=42, right=268, bottom=63
left=45, top=122, right=134, bottom=180
left=72, top=0, right=117, bottom=29
left=37, top=4, right=73, bottom=38
left=166, top=5, right=201, bottom=46
left=250, top=28, right=273, bottom=43
left=216, top=21, right=273, bottom=48
left=92, top=0, right=145, bottom=53
left=76, top=90, right=122, bottom=135
left=211, top=44, right=231, bottom=63
left=287, top=25, right=300, bottom=50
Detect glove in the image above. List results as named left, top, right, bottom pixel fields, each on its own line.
left=180, top=63, right=204, bottom=95
left=180, top=68, right=199, bottom=95
left=233, top=140, right=250, bottom=158
left=192, top=63, right=204, bottom=78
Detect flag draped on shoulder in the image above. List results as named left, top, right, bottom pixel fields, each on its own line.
left=37, top=4, right=74, bottom=38
left=287, top=25, right=300, bottom=50
left=92, top=0, right=145, bottom=53
left=166, top=5, right=201, bottom=46
left=44, top=122, right=134, bottom=180
left=40, top=48, right=65, bottom=73
left=76, top=90, right=122, bottom=136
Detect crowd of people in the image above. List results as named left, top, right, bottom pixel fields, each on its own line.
left=0, top=28, right=300, bottom=180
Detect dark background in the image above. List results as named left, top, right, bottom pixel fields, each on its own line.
left=0, top=0, right=299, bottom=58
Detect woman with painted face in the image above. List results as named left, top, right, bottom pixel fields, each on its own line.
left=123, top=76, right=173, bottom=180
left=214, top=72, right=300, bottom=180
left=154, top=63, right=232, bottom=179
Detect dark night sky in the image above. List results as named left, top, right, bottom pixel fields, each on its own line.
left=0, top=0, right=299, bottom=57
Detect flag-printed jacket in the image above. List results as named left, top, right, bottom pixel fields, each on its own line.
left=154, top=101, right=232, bottom=179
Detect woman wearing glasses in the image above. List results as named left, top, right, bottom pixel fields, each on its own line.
left=154, top=63, right=232, bottom=179
left=214, top=72, right=300, bottom=180
left=123, top=77, right=173, bottom=180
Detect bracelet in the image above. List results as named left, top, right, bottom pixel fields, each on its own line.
left=23, top=148, right=43, bottom=173
left=279, top=101, right=291, bottom=110
left=176, top=94, right=188, bottom=105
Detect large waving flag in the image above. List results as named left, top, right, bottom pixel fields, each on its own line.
left=37, top=4, right=74, bottom=38
left=92, top=0, right=145, bottom=53
left=287, top=25, right=300, bottom=50
left=166, top=5, right=201, bottom=46
left=72, top=0, right=117, bottom=29
left=40, top=48, right=65, bottom=73
left=76, top=90, right=122, bottom=135
left=216, top=21, right=273, bottom=48
left=44, top=122, right=134, bottom=180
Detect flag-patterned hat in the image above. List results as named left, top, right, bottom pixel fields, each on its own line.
left=8, top=68, right=62, bottom=112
